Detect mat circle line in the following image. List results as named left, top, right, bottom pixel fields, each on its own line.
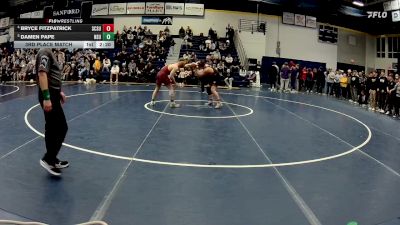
left=0, top=85, right=20, bottom=97
left=24, top=89, right=372, bottom=169
left=144, top=99, right=254, bottom=119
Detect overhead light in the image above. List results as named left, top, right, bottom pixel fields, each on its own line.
left=352, top=1, right=364, bottom=7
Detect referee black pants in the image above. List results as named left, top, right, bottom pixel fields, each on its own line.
left=39, top=89, right=68, bottom=165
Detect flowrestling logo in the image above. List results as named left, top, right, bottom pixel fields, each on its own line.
left=367, top=11, right=388, bottom=18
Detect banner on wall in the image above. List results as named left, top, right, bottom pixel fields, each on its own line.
left=184, top=3, right=204, bottom=16
left=282, top=12, right=294, bottom=24
left=20, top=12, right=32, bottom=19
left=0, top=17, right=10, bottom=29
left=305, top=16, right=317, bottom=28
left=109, top=3, right=127, bottom=15
left=383, top=0, right=400, bottom=11
left=127, top=2, right=145, bottom=14
left=92, top=4, right=109, bottom=16
left=142, top=16, right=173, bottom=25
left=31, top=10, right=44, bottom=18
left=165, top=3, right=184, bottom=15
left=52, top=3, right=81, bottom=18
left=294, top=14, right=306, bottom=26
left=146, top=2, right=165, bottom=15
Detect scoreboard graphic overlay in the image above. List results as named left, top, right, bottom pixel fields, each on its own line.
left=14, top=19, right=115, bottom=49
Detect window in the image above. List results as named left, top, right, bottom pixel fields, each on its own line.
left=387, top=37, right=400, bottom=58
left=377, top=37, right=386, bottom=58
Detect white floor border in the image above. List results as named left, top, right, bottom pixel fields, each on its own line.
left=0, top=85, right=20, bottom=97
left=24, top=89, right=372, bottom=169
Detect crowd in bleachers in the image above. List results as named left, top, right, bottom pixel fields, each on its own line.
left=0, top=25, right=174, bottom=84
left=0, top=24, right=258, bottom=90
left=267, top=61, right=400, bottom=118
left=175, top=25, right=259, bottom=89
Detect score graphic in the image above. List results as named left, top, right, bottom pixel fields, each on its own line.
left=14, top=19, right=115, bottom=49
left=102, top=24, right=115, bottom=41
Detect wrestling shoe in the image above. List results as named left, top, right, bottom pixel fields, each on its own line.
left=40, top=159, right=61, bottom=176
left=205, top=101, right=213, bottom=107
left=170, top=102, right=180, bottom=108
left=55, top=159, right=69, bottom=169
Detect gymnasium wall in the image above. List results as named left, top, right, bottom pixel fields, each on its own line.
left=337, top=29, right=366, bottom=67
left=365, top=35, right=376, bottom=72
left=365, top=35, right=397, bottom=74
left=111, top=9, right=393, bottom=72
left=114, top=10, right=261, bottom=38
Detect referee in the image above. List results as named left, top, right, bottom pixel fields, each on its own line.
left=36, top=49, right=69, bottom=176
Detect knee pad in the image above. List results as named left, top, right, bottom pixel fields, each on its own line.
left=206, top=86, right=212, bottom=95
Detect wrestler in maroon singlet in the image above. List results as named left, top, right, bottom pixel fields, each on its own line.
left=150, top=59, right=187, bottom=108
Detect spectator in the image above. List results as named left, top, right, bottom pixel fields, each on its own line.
left=128, top=59, right=136, bottom=78
left=110, top=62, right=120, bottom=83
left=190, top=52, right=197, bottom=62
left=205, top=37, right=212, bottom=50
left=334, top=71, right=342, bottom=98
left=268, top=62, right=279, bottom=91
left=208, top=28, right=215, bottom=39
left=290, top=64, right=299, bottom=92
left=216, top=60, right=225, bottom=71
left=239, top=66, right=247, bottom=79
left=386, top=74, right=396, bottom=115
left=219, top=42, right=227, bottom=51
left=164, top=26, right=170, bottom=35
left=225, top=54, right=233, bottom=67
left=57, top=50, right=65, bottom=68
left=315, top=67, right=325, bottom=94
left=62, top=63, right=72, bottom=81
left=377, top=71, right=388, bottom=113
left=305, top=68, right=314, bottom=93
left=102, top=56, right=111, bottom=72
left=326, top=69, right=335, bottom=96
left=93, top=56, right=102, bottom=77
left=211, top=49, right=221, bottom=60
left=340, top=73, right=349, bottom=99
left=119, top=67, right=128, bottom=82
left=280, top=62, right=290, bottom=92
left=183, top=51, right=190, bottom=60
left=226, top=24, right=235, bottom=43
left=179, top=26, right=185, bottom=38
left=186, top=26, right=193, bottom=37
left=349, top=71, right=359, bottom=102
left=224, top=68, right=234, bottom=89
left=230, top=58, right=240, bottom=74
left=389, top=75, right=400, bottom=118
left=210, top=42, right=216, bottom=51
left=367, top=72, right=378, bottom=111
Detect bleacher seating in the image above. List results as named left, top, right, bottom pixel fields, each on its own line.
left=178, top=36, right=249, bottom=87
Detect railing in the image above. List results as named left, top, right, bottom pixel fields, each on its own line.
left=238, top=19, right=266, bottom=35
left=234, top=30, right=248, bottom=69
